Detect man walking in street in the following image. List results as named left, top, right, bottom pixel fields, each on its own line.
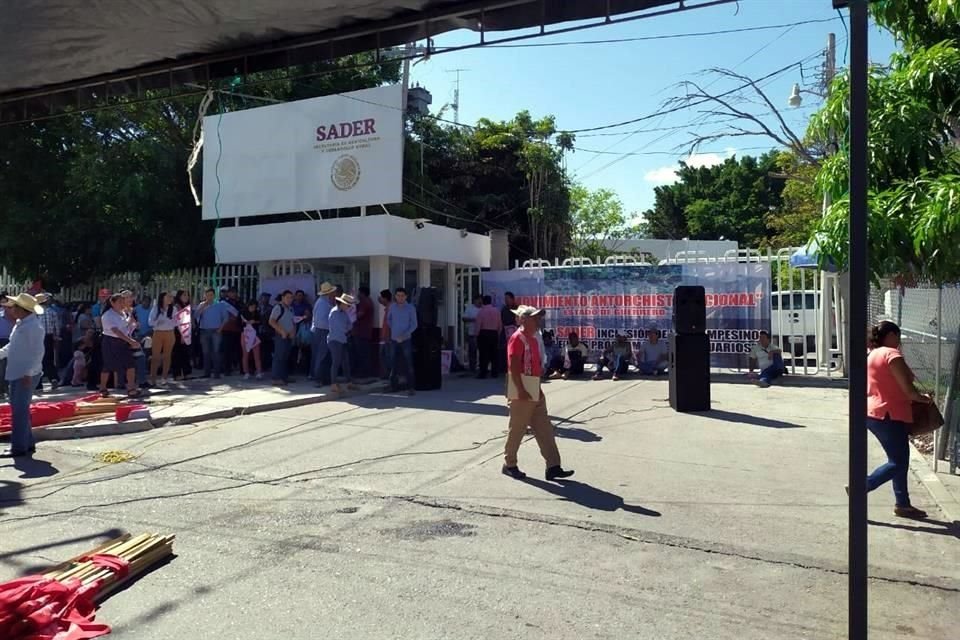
left=312, top=282, right=337, bottom=386
left=0, top=293, right=46, bottom=457
left=503, top=305, right=574, bottom=481
left=475, top=295, right=502, bottom=379
left=386, top=287, right=417, bottom=395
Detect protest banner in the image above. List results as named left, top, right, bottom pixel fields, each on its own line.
left=482, top=263, right=770, bottom=368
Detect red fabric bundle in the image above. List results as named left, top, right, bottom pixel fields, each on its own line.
left=0, top=554, right=130, bottom=639
left=0, top=394, right=103, bottom=433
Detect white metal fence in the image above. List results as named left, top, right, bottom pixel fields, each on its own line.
left=869, top=281, right=960, bottom=473
left=0, top=265, right=261, bottom=305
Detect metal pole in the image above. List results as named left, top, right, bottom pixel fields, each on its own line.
left=819, top=33, right=837, bottom=372
left=845, top=1, right=869, bottom=638
left=935, top=284, right=943, bottom=472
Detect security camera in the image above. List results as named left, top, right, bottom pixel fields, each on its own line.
left=459, top=229, right=469, bottom=238
left=413, top=218, right=428, bottom=229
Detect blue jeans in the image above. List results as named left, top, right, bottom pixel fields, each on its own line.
left=390, top=340, right=415, bottom=390
left=329, top=340, right=351, bottom=383
left=311, top=328, right=330, bottom=383
left=379, top=342, right=393, bottom=379
left=8, top=375, right=36, bottom=454
left=759, top=353, right=784, bottom=384
left=466, top=335, right=478, bottom=372
left=352, top=336, right=371, bottom=378
left=272, top=337, right=292, bottom=382
left=199, top=329, right=223, bottom=377
left=638, top=361, right=667, bottom=375
left=866, top=416, right=911, bottom=507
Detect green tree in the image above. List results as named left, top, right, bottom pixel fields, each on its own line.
left=567, top=185, right=636, bottom=258
left=0, top=53, right=400, bottom=287
left=810, top=0, right=960, bottom=283
left=405, top=110, right=573, bottom=263
left=767, top=151, right=823, bottom=247
left=641, top=152, right=786, bottom=246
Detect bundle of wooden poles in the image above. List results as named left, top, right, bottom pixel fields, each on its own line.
left=49, top=397, right=125, bottom=428
left=43, top=533, right=175, bottom=598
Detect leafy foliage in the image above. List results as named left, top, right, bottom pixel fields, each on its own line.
left=810, top=1, right=960, bottom=283
left=404, top=110, right=573, bottom=262
left=640, top=152, right=786, bottom=246
left=567, top=185, right=638, bottom=258
left=0, top=54, right=400, bottom=287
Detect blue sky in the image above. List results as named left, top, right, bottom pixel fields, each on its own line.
left=410, top=0, right=897, bottom=215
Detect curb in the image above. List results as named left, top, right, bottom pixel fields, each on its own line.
left=908, top=442, right=960, bottom=522
left=37, top=418, right=154, bottom=441
left=14, top=381, right=385, bottom=442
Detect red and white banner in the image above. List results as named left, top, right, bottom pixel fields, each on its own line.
left=175, top=306, right=192, bottom=346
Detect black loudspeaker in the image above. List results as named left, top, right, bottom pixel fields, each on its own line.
left=669, top=334, right=711, bottom=412
left=413, top=326, right=442, bottom=391
left=673, top=285, right=706, bottom=334
left=417, top=287, right=439, bottom=328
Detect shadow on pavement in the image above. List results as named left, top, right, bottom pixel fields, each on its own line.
left=869, top=518, right=960, bottom=539
left=0, top=479, right=22, bottom=513
left=712, top=373, right=847, bottom=389
left=5, top=527, right=127, bottom=573
left=554, top=427, right=602, bottom=442
left=522, top=478, right=661, bottom=516
left=13, top=456, right=59, bottom=479
left=703, top=409, right=805, bottom=429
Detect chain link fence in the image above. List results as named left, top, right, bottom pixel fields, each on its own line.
left=869, top=280, right=960, bottom=472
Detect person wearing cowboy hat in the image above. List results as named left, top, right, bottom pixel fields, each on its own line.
left=327, top=293, right=359, bottom=393
left=311, top=281, right=338, bottom=386
left=503, top=304, right=574, bottom=481
left=0, top=293, right=46, bottom=457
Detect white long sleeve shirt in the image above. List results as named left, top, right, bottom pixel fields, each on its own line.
left=149, top=305, right=178, bottom=331
left=0, top=313, right=44, bottom=380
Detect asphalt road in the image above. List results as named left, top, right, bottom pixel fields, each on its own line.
left=1, top=376, right=958, bottom=639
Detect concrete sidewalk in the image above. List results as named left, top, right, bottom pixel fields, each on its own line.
left=8, top=376, right=385, bottom=440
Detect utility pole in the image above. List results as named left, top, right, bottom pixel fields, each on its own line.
left=818, top=32, right=837, bottom=372
left=445, top=68, right=468, bottom=124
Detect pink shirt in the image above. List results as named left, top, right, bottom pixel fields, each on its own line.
left=867, top=347, right=913, bottom=423
left=475, top=305, right=502, bottom=333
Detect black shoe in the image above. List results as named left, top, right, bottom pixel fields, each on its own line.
left=502, top=465, right=526, bottom=480
left=0, top=449, right=31, bottom=458
left=546, top=465, right=575, bottom=481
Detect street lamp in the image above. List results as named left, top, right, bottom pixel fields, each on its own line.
left=788, top=83, right=803, bottom=108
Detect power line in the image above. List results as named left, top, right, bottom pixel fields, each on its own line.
left=572, top=145, right=773, bottom=156
left=445, top=17, right=841, bottom=49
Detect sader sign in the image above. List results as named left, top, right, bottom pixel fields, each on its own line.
left=482, top=263, right=771, bottom=368
left=202, top=85, right=403, bottom=219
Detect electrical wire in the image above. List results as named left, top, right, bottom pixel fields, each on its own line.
left=450, top=17, right=841, bottom=49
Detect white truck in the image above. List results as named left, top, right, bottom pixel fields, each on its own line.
left=771, top=289, right=838, bottom=370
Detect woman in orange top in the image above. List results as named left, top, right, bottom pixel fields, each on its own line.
left=865, top=321, right=931, bottom=519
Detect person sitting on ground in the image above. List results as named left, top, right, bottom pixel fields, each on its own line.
left=637, top=329, right=669, bottom=376
left=748, top=330, right=784, bottom=388
left=542, top=331, right=565, bottom=379
left=594, top=334, right=633, bottom=381
left=561, top=332, right=589, bottom=380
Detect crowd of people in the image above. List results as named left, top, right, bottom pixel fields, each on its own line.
left=0, top=283, right=424, bottom=402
